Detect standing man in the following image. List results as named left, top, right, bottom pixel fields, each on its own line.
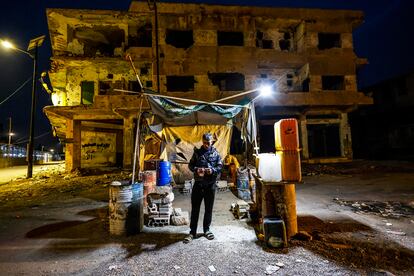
left=184, top=133, right=222, bottom=243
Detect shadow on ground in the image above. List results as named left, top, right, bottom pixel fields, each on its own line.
left=292, top=215, right=414, bottom=274
left=25, top=207, right=185, bottom=259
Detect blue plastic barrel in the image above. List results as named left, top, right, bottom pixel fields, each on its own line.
left=157, top=161, right=172, bottom=186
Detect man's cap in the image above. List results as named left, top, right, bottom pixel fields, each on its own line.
left=202, top=133, right=214, bottom=141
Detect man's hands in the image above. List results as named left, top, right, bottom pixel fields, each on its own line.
left=196, top=167, right=213, bottom=176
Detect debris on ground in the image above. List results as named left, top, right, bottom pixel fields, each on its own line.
left=208, top=265, right=216, bottom=272
left=386, top=230, right=406, bottom=236
left=303, top=161, right=414, bottom=176
left=333, top=199, right=414, bottom=219
left=265, top=265, right=280, bottom=274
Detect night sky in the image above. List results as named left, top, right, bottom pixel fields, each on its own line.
left=0, top=0, right=413, bottom=150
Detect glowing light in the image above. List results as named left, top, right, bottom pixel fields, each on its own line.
left=1, top=40, right=14, bottom=49
left=259, top=85, right=272, bottom=97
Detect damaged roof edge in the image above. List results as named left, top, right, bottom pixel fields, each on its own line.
left=46, top=2, right=364, bottom=26
left=129, top=1, right=364, bottom=23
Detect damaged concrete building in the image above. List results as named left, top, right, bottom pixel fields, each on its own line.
left=44, top=1, right=372, bottom=171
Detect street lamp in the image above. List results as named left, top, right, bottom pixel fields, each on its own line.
left=1, top=35, right=45, bottom=178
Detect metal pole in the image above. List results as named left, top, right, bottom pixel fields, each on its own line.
left=154, top=1, right=161, bottom=94
left=8, top=117, right=12, bottom=158
left=27, top=44, right=38, bottom=178
left=8, top=117, right=12, bottom=146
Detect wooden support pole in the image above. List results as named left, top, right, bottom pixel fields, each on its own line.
left=123, top=117, right=134, bottom=169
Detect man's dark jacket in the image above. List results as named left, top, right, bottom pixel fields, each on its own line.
left=189, top=146, right=223, bottom=187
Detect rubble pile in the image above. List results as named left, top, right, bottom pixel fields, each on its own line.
left=303, top=161, right=414, bottom=176
left=334, top=198, right=414, bottom=218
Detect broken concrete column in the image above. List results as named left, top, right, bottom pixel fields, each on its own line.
left=309, top=75, right=322, bottom=92
left=65, top=119, right=81, bottom=171
left=340, top=113, right=353, bottom=159
left=123, top=117, right=135, bottom=169
left=299, top=115, right=309, bottom=159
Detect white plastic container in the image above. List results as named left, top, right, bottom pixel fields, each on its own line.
left=256, top=153, right=282, bottom=182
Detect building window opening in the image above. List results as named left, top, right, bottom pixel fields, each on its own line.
left=72, top=26, right=125, bottom=56
left=278, top=32, right=291, bottom=51
left=128, top=81, right=142, bottom=92
left=217, top=31, right=244, bottom=46
left=208, top=73, right=245, bottom=91
left=81, top=81, right=94, bottom=104
left=165, top=29, right=194, bottom=49
left=99, top=81, right=113, bottom=95
left=318, top=33, right=341, bottom=50
left=302, top=77, right=310, bottom=92
left=140, top=67, right=149, bottom=75
left=128, top=23, right=152, bottom=47
left=286, top=74, right=293, bottom=87
left=307, top=124, right=341, bottom=158
left=256, top=31, right=273, bottom=49
left=166, top=76, right=195, bottom=92
left=322, top=76, right=345, bottom=90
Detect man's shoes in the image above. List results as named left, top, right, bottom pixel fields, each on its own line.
left=204, top=231, right=215, bottom=240
left=183, top=234, right=194, bottom=244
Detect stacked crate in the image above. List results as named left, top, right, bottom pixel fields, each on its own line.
left=274, top=119, right=302, bottom=182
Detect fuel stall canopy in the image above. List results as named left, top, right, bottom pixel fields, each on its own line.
left=132, top=90, right=251, bottom=184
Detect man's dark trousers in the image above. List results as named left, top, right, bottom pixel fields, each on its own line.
left=190, top=183, right=215, bottom=235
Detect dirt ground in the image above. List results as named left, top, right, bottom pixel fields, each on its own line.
left=0, top=161, right=413, bottom=275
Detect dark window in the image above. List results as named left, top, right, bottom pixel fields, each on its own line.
left=217, top=31, right=244, bottom=46
left=165, top=29, right=194, bottom=49
left=146, top=80, right=153, bottom=88
left=99, top=81, right=112, bottom=95
left=140, top=67, right=149, bottom=75
left=302, top=78, right=310, bottom=92
left=286, top=74, right=293, bottom=87
left=322, top=76, right=345, bottom=90
left=128, top=81, right=142, bottom=92
left=318, top=33, right=341, bottom=50
left=278, top=32, right=291, bottom=51
left=128, top=23, right=152, bottom=47
left=166, top=76, right=195, bottom=92
left=307, top=124, right=341, bottom=158
left=81, top=81, right=94, bottom=104
left=260, top=74, right=267, bottom=79
left=256, top=31, right=273, bottom=49
left=208, top=73, right=245, bottom=91
left=107, top=73, right=113, bottom=79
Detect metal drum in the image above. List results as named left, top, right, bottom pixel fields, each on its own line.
left=109, top=181, right=143, bottom=235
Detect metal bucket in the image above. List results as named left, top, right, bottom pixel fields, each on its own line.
left=109, top=181, right=143, bottom=236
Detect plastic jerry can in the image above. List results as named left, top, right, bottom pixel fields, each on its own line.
left=274, top=119, right=299, bottom=151
left=277, top=151, right=302, bottom=182
left=263, top=217, right=287, bottom=248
